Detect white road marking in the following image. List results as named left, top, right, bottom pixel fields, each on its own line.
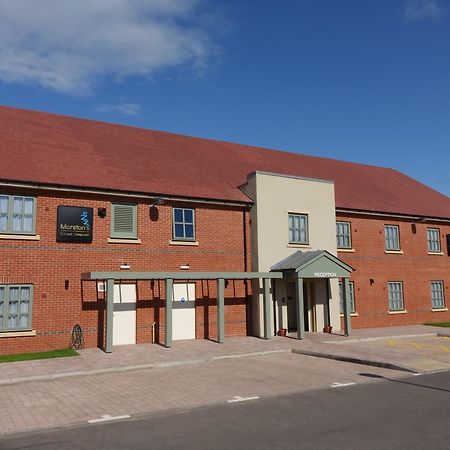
left=227, top=395, right=260, bottom=403
left=330, top=382, right=356, bottom=388
left=88, top=414, right=131, bottom=424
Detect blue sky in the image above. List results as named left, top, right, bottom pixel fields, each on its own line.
left=1, top=0, right=449, bottom=196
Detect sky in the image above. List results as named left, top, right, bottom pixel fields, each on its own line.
left=0, top=0, right=449, bottom=197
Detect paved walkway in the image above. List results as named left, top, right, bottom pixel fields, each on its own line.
left=0, top=325, right=448, bottom=386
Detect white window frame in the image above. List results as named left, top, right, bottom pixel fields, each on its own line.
left=336, top=221, right=352, bottom=249
left=0, top=284, right=33, bottom=331
left=0, top=194, right=37, bottom=235
left=427, top=228, right=441, bottom=253
left=385, top=225, right=400, bottom=251
left=388, top=281, right=404, bottom=311
left=288, top=213, right=309, bottom=245
left=339, top=281, right=356, bottom=314
left=172, top=208, right=196, bottom=241
left=430, top=281, right=445, bottom=309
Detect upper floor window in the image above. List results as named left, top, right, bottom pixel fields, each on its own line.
left=0, top=284, right=33, bottom=331
left=385, top=225, right=400, bottom=251
left=173, top=208, right=195, bottom=240
left=288, top=213, right=308, bottom=245
left=427, top=228, right=441, bottom=253
left=339, top=281, right=356, bottom=314
left=430, top=281, right=445, bottom=309
left=336, top=221, right=352, bottom=249
left=0, top=195, right=36, bottom=235
left=388, top=281, right=404, bottom=311
left=111, top=203, right=137, bottom=239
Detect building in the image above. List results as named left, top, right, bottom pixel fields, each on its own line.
left=0, top=105, right=449, bottom=354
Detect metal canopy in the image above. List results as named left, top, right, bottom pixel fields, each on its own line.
left=82, top=271, right=283, bottom=281
left=82, top=271, right=280, bottom=354
left=270, top=250, right=353, bottom=278
left=271, top=250, right=353, bottom=340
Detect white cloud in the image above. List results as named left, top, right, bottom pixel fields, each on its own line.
left=404, top=0, right=444, bottom=22
left=95, top=102, right=142, bottom=116
left=0, top=0, right=218, bottom=94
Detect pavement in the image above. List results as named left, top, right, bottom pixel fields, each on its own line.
left=2, top=370, right=449, bottom=449
left=0, top=324, right=448, bottom=386
left=0, top=324, right=450, bottom=436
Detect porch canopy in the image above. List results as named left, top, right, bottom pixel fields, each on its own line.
left=271, top=250, right=353, bottom=339
left=81, top=271, right=282, bottom=353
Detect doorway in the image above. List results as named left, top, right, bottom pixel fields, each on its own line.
left=286, top=280, right=316, bottom=333
left=172, top=283, right=196, bottom=340
left=113, top=283, right=137, bottom=346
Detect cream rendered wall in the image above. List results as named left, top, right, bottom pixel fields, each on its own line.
left=242, top=171, right=341, bottom=337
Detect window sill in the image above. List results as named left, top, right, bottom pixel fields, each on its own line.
left=340, top=312, right=359, bottom=317
left=107, top=238, right=141, bottom=244
left=385, top=250, right=403, bottom=255
left=0, top=330, right=36, bottom=338
left=0, top=234, right=40, bottom=241
left=428, top=251, right=444, bottom=256
left=388, top=310, right=407, bottom=315
left=287, top=243, right=311, bottom=249
left=431, top=307, right=448, bottom=312
left=169, top=240, right=199, bottom=246
left=338, top=248, right=355, bottom=253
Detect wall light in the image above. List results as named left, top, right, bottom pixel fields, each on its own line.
left=98, top=207, right=107, bottom=218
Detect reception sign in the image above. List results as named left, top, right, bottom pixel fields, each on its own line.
left=57, top=206, right=93, bottom=243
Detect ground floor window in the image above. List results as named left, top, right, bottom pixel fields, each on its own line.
left=388, top=282, right=404, bottom=311
left=430, top=281, right=445, bottom=309
left=0, top=284, right=33, bottom=331
left=339, top=281, right=355, bottom=314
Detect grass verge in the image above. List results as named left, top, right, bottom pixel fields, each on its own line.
left=424, top=322, right=450, bottom=328
left=0, top=348, right=79, bottom=363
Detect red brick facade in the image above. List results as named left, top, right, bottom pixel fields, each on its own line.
left=337, top=213, right=450, bottom=328
left=0, top=187, right=252, bottom=354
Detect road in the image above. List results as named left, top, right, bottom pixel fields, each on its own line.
left=1, top=370, right=449, bottom=449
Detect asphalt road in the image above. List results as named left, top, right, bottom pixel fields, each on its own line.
left=1, top=370, right=449, bottom=450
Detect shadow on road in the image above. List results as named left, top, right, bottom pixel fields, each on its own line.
left=359, top=372, right=450, bottom=393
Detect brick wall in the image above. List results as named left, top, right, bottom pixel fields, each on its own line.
left=337, top=213, right=450, bottom=328
left=0, top=188, right=251, bottom=354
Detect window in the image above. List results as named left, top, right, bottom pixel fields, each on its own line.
left=388, top=282, right=404, bottom=311
left=111, top=203, right=137, bottom=239
left=0, top=285, right=33, bottom=331
left=385, top=225, right=400, bottom=251
left=339, top=281, right=355, bottom=313
left=288, top=213, right=308, bottom=244
left=336, top=221, right=352, bottom=249
left=431, top=281, right=445, bottom=309
left=173, top=208, right=195, bottom=240
left=0, top=195, right=36, bottom=234
left=427, top=228, right=441, bottom=253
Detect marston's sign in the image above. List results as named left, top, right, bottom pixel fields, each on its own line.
left=57, top=206, right=93, bottom=243
left=314, top=272, right=337, bottom=278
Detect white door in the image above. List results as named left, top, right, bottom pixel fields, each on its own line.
left=113, top=283, right=137, bottom=345
left=172, top=283, right=196, bottom=340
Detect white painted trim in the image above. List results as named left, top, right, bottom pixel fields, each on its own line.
left=338, top=248, right=355, bottom=253
left=388, top=310, right=407, bottom=315
left=0, top=234, right=40, bottom=241
left=428, top=251, right=444, bottom=256
left=431, top=307, right=448, bottom=312
left=169, top=240, right=199, bottom=246
left=0, top=180, right=251, bottom=207
left=340, top=312, right=358, bottom=317
left=385, top=250, right=404, bottom=255
left=287, top=243, right=311, bottom=249
left=336, top=208, right=450, bottom=223
left=107, top=238, right=141, bottom=244
left=0, top=330, right=36, bottom=338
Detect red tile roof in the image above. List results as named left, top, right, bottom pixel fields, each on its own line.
left=0, top=105, right=449, bottom=219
